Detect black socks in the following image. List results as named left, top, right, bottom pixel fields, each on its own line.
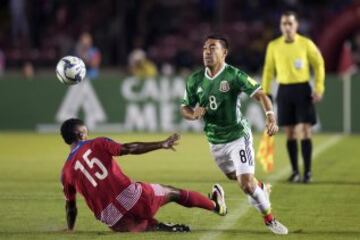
left=301, top=139, right=312, bottom=174
left=286, top=140, right=298, bottom=173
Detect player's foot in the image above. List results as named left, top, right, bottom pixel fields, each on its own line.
left=210, top=184, right=227, bottom=216
left=303, top=172, right=312, bottom=184
left=155, top=222, right=191, bottom=232
left=287, top=172, right=301, bottom=183
left=265, top=219, right=288, bottom=235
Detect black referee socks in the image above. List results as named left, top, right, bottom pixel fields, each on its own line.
left=301, top=139, right=312, bottom=174
left=286, top=140, right=299, bottom=173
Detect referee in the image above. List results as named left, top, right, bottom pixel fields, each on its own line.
left=262, top=11, right=325, bottom=183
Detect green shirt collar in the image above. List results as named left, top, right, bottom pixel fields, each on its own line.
left=205, top=63, right=227, bottom=80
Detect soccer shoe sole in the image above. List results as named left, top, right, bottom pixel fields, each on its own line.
left=212, top=183, right=227, bottom=216
left=156, top=222, right=191, bottom=232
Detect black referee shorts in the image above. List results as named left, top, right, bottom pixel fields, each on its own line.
left=276, top=82, right=317, bottom=126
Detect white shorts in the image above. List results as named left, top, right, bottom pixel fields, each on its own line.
left=209, top=133, right=255, bottom=176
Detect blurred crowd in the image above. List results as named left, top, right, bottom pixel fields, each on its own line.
left=0, top=0, right=354, bottom=78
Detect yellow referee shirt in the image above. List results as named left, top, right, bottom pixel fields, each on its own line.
left=262, top=34, right=325, bottom=95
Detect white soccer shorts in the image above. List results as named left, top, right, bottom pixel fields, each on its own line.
left=209, top=133, right=255, bottom=176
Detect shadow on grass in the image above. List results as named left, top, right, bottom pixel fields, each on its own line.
left=291, top=229, right=360, bottom=235
left=0, top=230, right=115, bottom=236
left=1, top=228, right=360, bottom=236
left=197, top=228, right=360, bottom=236
left=306, top=180, right=360, bottom=186
left=194, top=228, right=269, bottom=234
left=276, top=179, right=360, bottom=186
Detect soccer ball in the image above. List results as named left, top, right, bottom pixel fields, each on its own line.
left=56, top=56, right=86, bottom=85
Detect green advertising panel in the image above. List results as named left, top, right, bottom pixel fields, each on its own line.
left=0, top=74, right=358, bottom=133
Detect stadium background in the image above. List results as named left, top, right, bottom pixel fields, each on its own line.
left=0, top=0, right=359, bottom=133
left=0, top=1, right=359, bottom=240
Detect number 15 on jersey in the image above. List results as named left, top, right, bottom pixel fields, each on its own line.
left=74, top=149, right=108, bottom=187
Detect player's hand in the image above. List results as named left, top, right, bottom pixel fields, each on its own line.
left=193, top=107, right=206, bottom=120
left=266, top=114, right=279, bottom=136
left=162, top=133, right=180, bottom=151
left=312, top=93, right=323, bottom=103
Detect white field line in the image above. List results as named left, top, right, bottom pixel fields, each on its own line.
left=200, top=135, right=344, bottom=240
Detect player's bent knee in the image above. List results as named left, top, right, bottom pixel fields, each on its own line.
left=160, top=184, right=181, bottom=202
left=237, top=175, right=256, bottom=194
left=240, top=182, right=255, bottom=194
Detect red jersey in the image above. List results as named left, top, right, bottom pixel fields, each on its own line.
left=61, top=137, right=142, bottom=227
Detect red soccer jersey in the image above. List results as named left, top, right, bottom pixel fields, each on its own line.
left=61, top=137, right=142, bottom=226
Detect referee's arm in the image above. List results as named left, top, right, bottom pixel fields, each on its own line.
left=262, top=42, right=275, bottom=95
left=307, top=41, right=325, bottom=95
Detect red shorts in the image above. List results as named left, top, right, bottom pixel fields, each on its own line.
left=110, top=182, right=169, bottom=232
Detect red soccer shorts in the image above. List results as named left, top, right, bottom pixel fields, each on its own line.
left=110, top=182, right=169, bottom=232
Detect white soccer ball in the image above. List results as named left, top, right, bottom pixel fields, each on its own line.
left=56, top=56, right=86, bottom=85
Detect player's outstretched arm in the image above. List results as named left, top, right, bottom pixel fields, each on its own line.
left=253, top=89, right=279, bottom=136
left=120, top=133, right=180, bottom=155
left=65, top=200, right=77, bottom=231
left=180, top=106, right=206, bottom=120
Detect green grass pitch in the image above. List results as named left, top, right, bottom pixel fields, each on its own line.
left=0, top=132, right=359, bottom=240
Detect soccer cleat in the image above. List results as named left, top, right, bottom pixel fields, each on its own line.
left=155, top=222, right=191, bottom=232
left=287, top=172, right=301, bottom=183
left=303, top=172, right=312, bottom=184
left=265, top=219, right=288, bottom=235
left=210, top=184, right=227, bottom=216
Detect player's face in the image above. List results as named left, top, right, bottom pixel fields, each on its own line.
left=76, top=125, right=88, bottom=141
left=280, top=15, right=298, bottom=40
left=203, top=39, right=227, bottom=67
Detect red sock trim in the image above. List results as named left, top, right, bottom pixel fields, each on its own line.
left=264, top=213, right=274, bottom=223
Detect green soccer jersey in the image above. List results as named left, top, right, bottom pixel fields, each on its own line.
left=181, top=63, right=261, bottom=144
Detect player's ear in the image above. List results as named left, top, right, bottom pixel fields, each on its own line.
left=223, top=48, right=228, bottom=58
left=75, top=131, right=82, bottom=140
left=76, top=131, right=85, bottom=141
left=294, top=20, right=299, bottom=31
left=76, top=125, right=88, bottom=140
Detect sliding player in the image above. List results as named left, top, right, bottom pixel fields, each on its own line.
left=60, top=118, right=227, bottom=232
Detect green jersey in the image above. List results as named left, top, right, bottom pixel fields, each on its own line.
left=181, top=64, right=261, bottom=144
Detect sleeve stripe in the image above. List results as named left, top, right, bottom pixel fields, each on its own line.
left=249, top=86, right=262, bottom=98
left=183, top=89, right=188, bottom=102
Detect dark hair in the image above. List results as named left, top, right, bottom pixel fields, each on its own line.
left=60, top=118, right=85, bottom=145
left=206, top=34, right=229, bottom=49
left=282, top=11, right=298, bottom=20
